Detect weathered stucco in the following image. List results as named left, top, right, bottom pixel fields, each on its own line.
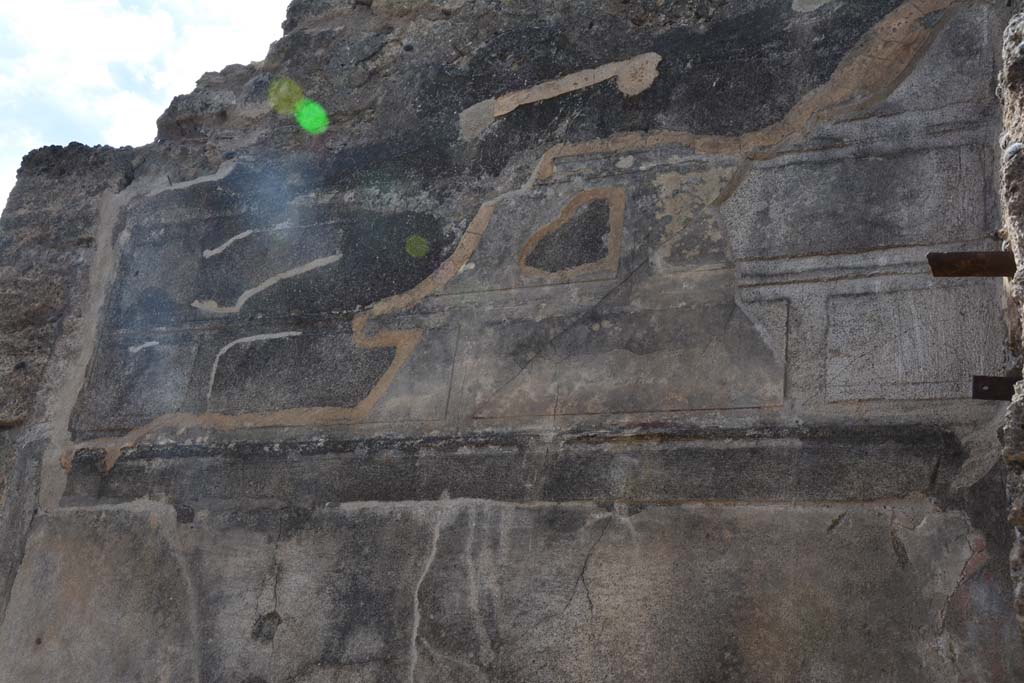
left=2, top=1, right=1023, bottom=681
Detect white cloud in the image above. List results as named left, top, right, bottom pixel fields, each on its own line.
left=0, top=0, right=290, bottom=210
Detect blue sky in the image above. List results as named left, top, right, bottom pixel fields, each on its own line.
left=0, top=0, right=291, bottom=209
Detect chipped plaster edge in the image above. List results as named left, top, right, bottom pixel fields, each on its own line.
left=459, top=52, right=662, bottom=141
left=517, top=187, right=627, bottom=283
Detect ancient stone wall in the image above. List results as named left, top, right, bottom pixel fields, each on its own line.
left=1, top=1, right=1023, bottom=681
left=1000, top=7, right=1024, bottom=649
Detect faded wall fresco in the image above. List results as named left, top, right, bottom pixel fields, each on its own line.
left=1, top=1, right=1022, bottom=681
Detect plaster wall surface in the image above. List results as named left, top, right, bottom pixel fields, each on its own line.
left=1, top=1, right=1022, bottom=681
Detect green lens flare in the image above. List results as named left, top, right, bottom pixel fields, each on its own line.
left=405, top=235, right=429, bottom=258
left=268, top=76, right=330, bottom=135
left=269, top=77, right=304, bottom=115
left=295, top=98, right=330, bottom=135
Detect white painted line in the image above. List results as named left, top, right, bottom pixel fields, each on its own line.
left=191, top=254, right=343, bottom=315
left=206, top=331, right=302, bottom=402
left=203, top=230, right=254, bottom=259
left=128, top=341, right=159, bottom=354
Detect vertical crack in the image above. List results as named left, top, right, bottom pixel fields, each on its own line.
left=562, top=516, right=612, bottom=615
left=409, top=503, right=445, bottom=683
left=255, top=518, right=285, bottom=681
left=938, top=533, right=988, bottom=633
left=269, top=552, right=281, bottom=675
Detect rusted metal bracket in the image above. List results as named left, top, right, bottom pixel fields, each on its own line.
left=927, top=251, right=1016, bottom=278
left=972, top=374, right=1022, bottom=401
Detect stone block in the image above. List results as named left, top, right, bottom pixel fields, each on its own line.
left=826, top=282, right=1008, bottom=401
left=724, top=146, right=990, bottom=260
left=0, top=509, right=195, bottom=683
